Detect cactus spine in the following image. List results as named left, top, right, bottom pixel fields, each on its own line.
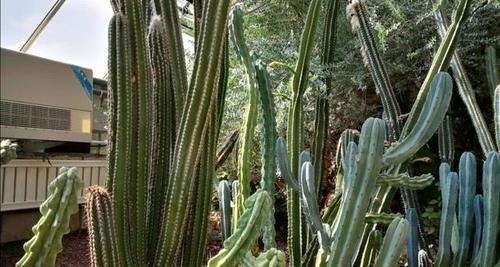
left=286, top=1, right=323, bottom=264
left=16, top=167, right=82, bottom=267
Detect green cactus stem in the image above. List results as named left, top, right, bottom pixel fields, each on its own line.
left=485, top=46, right=498, bottom=98
left=406, top=208, right=418, bottom=267
left=436, top=170, right=459, bottom=267
left=207, top=190, right=273, bottom=267
left=86, top=186, right=118, bottom=267
left=434, top=8, right=496, bottom=154
left=383, top=72, right=453, bottom=165
left=376, top=173, right=434, bottom=190
left=373, top=217, right=409, bottom=267
left=453, top=152, right=476, bottom=267
left=327, top=118, right=386, bottom=267
left=495, top=86, right=500, bottom=150
left=473, top=152, right=500, bottom=267
left=472, top=194, right=483, bottom=260
left=360, top=229, right=383, bottom=267
left=312, top=0, right=341, bottom=194
left=401, top=0, right=471, bottom=137
left=231, top=5, right=258, bottom=207
left=218, top=180, right=232, bottom=241
left=286, top=0, right=322, bottom=264
left=438, top=115, right=454, bottom=164
left=16, top=167, right=82, bottom=267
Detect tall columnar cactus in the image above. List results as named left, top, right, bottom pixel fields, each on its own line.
left=360, top=229, right=383, bottom=267
left=472, top=194, right=483, bottom=260
left=485, top=46, right=498, bottom=98
left=231, top=4, right=259, bottom=208
left=286, top=0, right=323, bottom=264
left=495, top=85, right=500, bottom=150
left=311, top=0, right=341, bottom=194
left=453, top=152, right=476, bottom=267
left=88, top=0, right=232, bottom=266
left=16, top=167, right=82, bottom=267
left=434, top=7, right=496, bottom=154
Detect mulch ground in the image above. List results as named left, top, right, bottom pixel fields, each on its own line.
left=1, top=212, right=224, bottom=267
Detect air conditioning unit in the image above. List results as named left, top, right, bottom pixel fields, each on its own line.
left=1, top=48, right=93, bottom=143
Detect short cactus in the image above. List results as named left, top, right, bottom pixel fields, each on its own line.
left=218, top=180, right=232, bottom=241
left=16, top=167, right=82, bottom=267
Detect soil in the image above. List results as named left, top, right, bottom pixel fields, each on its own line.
left=1, top=213, right=224, bottom=266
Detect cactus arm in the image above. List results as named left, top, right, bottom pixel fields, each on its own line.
left=472, top=194, right=483, bottom=260
left=207, top=190, right=272, bottom=267
left=406, top=209, right=418, bottom=267
left=230, top=5, right=259, bottom=205
left=495, top=86, right=500, bottom=150
left=365, top=213, right=402, bottom=225
left=476, top=152, right=500, bottom=267
left=155, top=0, right=232, bottom=265
left=452, top=152, right=477, bottom=267
left=87, top=186, right=118, bottom=267
left=485, top=46, right=498, bottom=98
left=373, top=217, right=409, bottom=267
left=346, top=0, right=402, bottom=140
left=401, top=0, right=470, bottom=136
left=360, top=229, right=383, bottom=267
left=383, top=72, right=453, bottom=165
left=16, top=168, right=82, bottom=267
left=438, top=115, right=455, bottom=164
left=218, top=180, right=232, bottom=240
left=276, top=137, right=300, bottom=191
left=286, top=0, right=322, bottom=264
left=312, top=0, right=341, bottom=194
left=327, top=118, right=386, bottom=267
left=435, top=172, right=459, bottom=267
left=434, top=9, right=496, bottom=154
left=376, top=173, right=434, bottom=190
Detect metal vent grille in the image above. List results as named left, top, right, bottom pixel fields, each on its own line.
left=1, top=101, right=70, bottom=130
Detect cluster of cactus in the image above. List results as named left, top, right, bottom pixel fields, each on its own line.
left=428, top=152, right=500, bottom=267
left=86, top=0, right=232, bottom=266
left=17, top=167, right=82, bottom=267
left=0, top=139, right=18, bottom=164
left=277, top=83, right=451, bottom=266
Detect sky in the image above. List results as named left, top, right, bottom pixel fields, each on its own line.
left=1, top=0, right=113, bottom=78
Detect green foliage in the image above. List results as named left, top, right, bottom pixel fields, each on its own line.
left=0, top=139, right=17, bottom=165
left=17, top=167, right=82, bottom=267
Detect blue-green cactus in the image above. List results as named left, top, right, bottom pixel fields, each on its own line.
left=436, top=170, right=459, bottom=267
